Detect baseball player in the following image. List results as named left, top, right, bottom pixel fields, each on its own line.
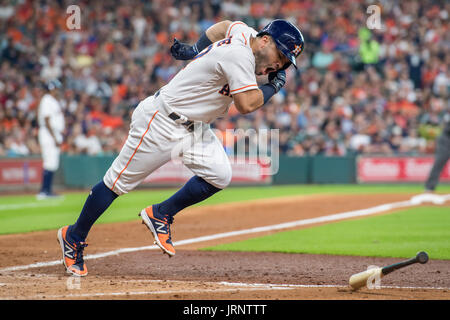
left=425, top=113, right=450, bottom=192
left=57, top=19, right=305, bottom=276
left=37, top=79, right=65, bottom=200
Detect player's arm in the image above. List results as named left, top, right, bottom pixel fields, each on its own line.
left=206, top=20, right=233, bottom=42
left=233, top=89, right=263, bottom=114
left=233, top=70, right=286, bottom=114
left=170, top=20, right=232, bottom=60
left=44, top=116, right=61, bottom=147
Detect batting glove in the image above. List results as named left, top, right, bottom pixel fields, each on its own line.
left=170, top=38, right=198, bottom=60
left=268, top=70, right=286, bottom=93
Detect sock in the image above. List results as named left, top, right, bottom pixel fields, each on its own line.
left=39, top=170, right=47, bottom=193
left=153, top=176, right=221, bottom=218
left=70, top=181, right=118, bottom=242
left=46, top=170, right=54, bottom=194
left=40, top=170, right=53, bottom=194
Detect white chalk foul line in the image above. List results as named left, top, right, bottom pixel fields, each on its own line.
left=0, top=280, right=341, bottom=299
left=218, top=281, right=450, bottom=291
left=1, top=194, right=449, bottom=273
left=20, top=286, right=293, bottom=300
left=219, top=281, right=343, bottom=289
left=8, top=281, right=450, bottom=299
left=0, top=200, right=65, bottom=211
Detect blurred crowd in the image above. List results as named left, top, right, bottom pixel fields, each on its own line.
left=0, top=0, right=448, bottom=158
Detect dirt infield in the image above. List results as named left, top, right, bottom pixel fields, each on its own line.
left=0, top=193, right=449, bottom=300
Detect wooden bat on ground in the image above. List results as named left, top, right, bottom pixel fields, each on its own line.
left=349, top=251, right=429, bottom=290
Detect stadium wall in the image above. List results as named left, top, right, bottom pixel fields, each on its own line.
left=1, top=155, right=450, bottom=192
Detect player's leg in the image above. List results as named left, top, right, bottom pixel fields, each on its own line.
left=39, top=169, right=52, bottom=195
left=140, top=173, right=222, bottom=256
left=58, top=99, right=174, bottom=275
left=153, top=125, right=230, bottom=219
left=37, top=136, right=60, bottom=198
left=425, top=134, right=450, bottom=191
left=153, top=176, right=222, bottom=219
left=183, top=125, right=233, bottom=191
left=46, top=145, right=60, bottom=196
left=67, top=180, right=119, bottom=243
left=68, top=101, right=172, bottom=242
left=141, top=125, right=231, bottom=256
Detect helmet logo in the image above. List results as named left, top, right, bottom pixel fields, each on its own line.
left=292, top=44, right=303, bottom=56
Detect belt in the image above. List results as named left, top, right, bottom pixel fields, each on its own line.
left=154, top=89, right=194, bottom=132
left=168, top=112, right=194, bottom=132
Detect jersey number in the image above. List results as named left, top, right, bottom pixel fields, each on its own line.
left=192, top=36, right=233, bottom=61
left=192, top=44, right=213, bottom=60
left=216, top=36, right=232, bottom=47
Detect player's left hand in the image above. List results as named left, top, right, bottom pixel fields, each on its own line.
left=170, top=38, right=198, bottom=60
left=268, top=70, right=286, bottom=93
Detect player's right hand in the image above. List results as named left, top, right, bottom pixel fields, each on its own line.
left=170, top=38, right=198, bottom=60
left=268, top=70, right=286, bottom=93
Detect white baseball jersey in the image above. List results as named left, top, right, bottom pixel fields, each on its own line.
left=38, top=93, right=65, bottom=144
left=38, top=93, right=65, bottom=171
left=104, top=21, right=259, bottom=195
left=160, top=21, right=258, bottom=123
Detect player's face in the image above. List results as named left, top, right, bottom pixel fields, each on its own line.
left=50, top=89, right=60, bottom=99
left=254, top=36, right=289, bottom=76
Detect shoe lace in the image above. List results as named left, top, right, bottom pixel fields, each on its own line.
left=164, top=216, right=174, bottom=241
left=74, top=242, right=88, bottom=265
left=165, top=215, right=174, bottom=225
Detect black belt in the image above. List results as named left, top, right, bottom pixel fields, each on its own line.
left=168, top=112, right=194, bottom=132
left=154, top=89, right=194, bottom=132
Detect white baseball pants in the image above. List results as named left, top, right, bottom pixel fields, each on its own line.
left=103, top=94, right=232, bottom=195
left=38, top=130, right=60, bottom=172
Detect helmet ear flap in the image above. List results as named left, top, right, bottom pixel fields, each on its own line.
left=281, top=62, right=292, bottom=70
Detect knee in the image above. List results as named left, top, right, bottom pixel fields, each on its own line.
left=208, top=163, right=232, bottom=189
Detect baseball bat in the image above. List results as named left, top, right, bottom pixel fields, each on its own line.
left=349, top=251, right=429, bottom=290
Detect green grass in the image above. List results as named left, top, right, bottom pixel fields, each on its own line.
left=0, top=184, right=449, bottom=235
left=203, top=206, right=450, bottom=260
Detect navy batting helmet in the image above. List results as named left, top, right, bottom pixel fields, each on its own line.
left=258, top=19, right=305, bottom=70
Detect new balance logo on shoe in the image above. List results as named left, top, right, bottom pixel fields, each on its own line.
left=64, top=244, right=74, bottom=259
left=155, top=221, right=167, bottom=234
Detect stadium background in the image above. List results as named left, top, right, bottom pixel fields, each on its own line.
left=0, top=0, right=449, bottom=301
left=0, top=0, right=448, bottom=184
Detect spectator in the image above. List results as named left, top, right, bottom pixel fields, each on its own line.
left=0, top=0, right=448, bottom=160
left=358, top=28, right=380, bottom=65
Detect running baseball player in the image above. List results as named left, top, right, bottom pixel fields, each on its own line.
left=37, top=79, right=64, bottom=200
left=57, top=19, right=304, bottom=276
